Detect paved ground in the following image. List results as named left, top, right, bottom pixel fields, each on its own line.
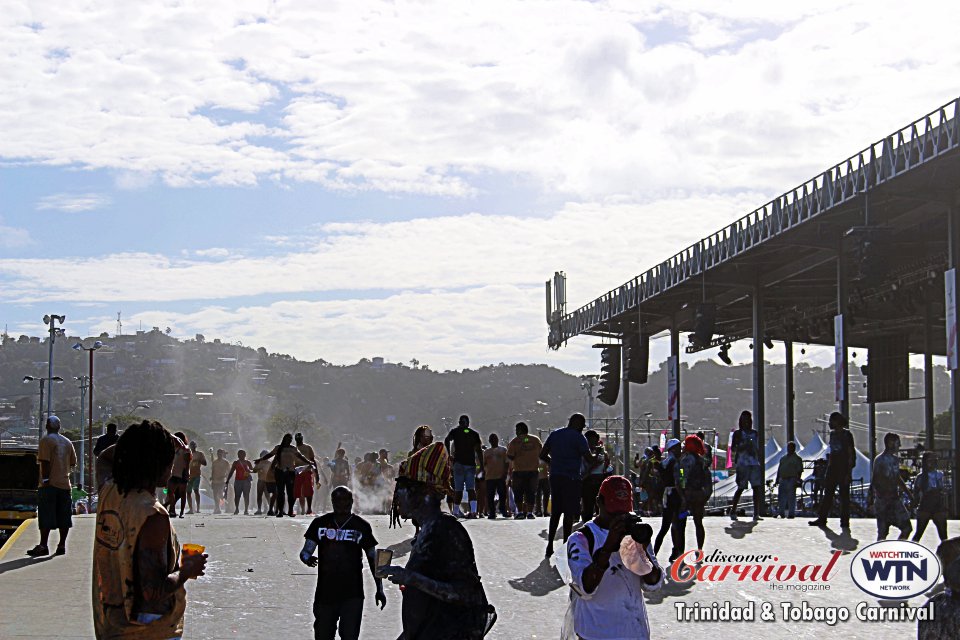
left=0, top=512, right=954, bottom=639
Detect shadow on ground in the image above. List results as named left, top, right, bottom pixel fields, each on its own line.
left=723, top=521, right=759, bottom=539
left=0, top=555, right=54, bottom=575
left=507, top=558, right=564, bottom=596
left=644, top=577, right=696, bottom=604
left=819, top=525, right=860, bottom=552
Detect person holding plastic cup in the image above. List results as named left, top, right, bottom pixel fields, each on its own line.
left=93, top=419, right=207, bottom=639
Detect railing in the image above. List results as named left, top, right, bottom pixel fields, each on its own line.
left=549, top=96, right=960, bottom=348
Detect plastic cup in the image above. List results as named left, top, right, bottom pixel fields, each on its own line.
left=375, top=549, right=393, bottom=577
left=182, top=543, right=205, bottom=556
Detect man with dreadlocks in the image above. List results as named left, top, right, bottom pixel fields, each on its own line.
left=93, top=420, right=207, bottom=639
left=382, top=442, right=495, bottom=640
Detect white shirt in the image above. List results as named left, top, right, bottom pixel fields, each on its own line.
left=566, top=521, right=664, bottom=640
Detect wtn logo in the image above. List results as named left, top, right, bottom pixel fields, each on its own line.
left=860, top=559, right=927, bottom=582
left=850, top=541, right=940, bottom=599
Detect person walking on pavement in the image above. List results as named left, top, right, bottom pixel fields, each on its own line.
left=210, top=449, right=230, bottom=515
left=28, top=416, right=77, bottom=557
left=225, top=449, right=255, bottom=515
left=443, top=415, right=483, bottom=519
left=163, top=432, right=191, bottom=519
left=253, top=449, right=276, bottom=515
left=295, top=433, right=318, bottom=516
left=775, top=441, right=803, bottom=518
left=382, top=443, right=494, bottom=640
left=186, top=440, right=207, bottom=514
left=255, top=434, right=316, bottom=517
left=506, top=422, right=542, bottom=519
left=913, top=451, right=949, bottom=544
left=94, top=423, right=119, bottom=456
left=653, top=438, right=686, bottom=562
left=540, top=413, right=600, bottom=557
left=729, top=411, right=763, bottom=522
left=482, top=433, right=509, bottom=519
left=579, top=430, right=609, bottom=523
left=565, top=476, right=663, bottom=640
left=300, top=486, right=386, bottom=640
left=871, top=433, right=913, bottom=541
left=809, top=412, right=857, bottom=530
left=93, top=419, right=207, bottom=639
left=679, top=435, right=711, bottom=553
left=329, top=446, right=352, bottom=489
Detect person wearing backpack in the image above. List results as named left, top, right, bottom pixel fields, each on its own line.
left=680, top=435, right=711, bottom=553
left=729, top=411, right=763, bottom=522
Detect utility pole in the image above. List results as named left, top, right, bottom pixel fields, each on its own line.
left=43, top=314, right=66, bottom=419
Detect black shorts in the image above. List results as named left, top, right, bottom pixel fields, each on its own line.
left=549, top=475, right=582, bottom=518
left=38, top=486, right=73, bottom=530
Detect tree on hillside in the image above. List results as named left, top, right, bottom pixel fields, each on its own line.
left=265, top=404, right=329, bottom=449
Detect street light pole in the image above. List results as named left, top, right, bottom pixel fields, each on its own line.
left=43, top=314, right=66, bottom=420
left=74, top=341, right=103, bottom=511
left=75, top=376, right=89, bottom=497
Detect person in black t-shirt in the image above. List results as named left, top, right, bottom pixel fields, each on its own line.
left=93, top=423, right=120, bottom=456
left=443, top=415, right=483, bottom=518
left=809, top=412, right=856, bottom=530
left=300, top=486, right=386, bottom=640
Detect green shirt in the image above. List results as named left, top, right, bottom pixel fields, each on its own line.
left=777, top=452, right=804, bottom=481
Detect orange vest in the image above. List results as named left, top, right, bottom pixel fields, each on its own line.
left=93, top=482, right=186, bottom=639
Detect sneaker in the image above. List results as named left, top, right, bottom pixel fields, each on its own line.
left=526, top=513, right=535, bottom=520
left=255, top=510, right=262, bottom=515
left=26, top=544, right=49, bottom=557
left=808, top=519, right=827, bottom=527
left=487, top=514, right=496, bottom=520
left=244, top=510, right=249, bottom=515
left=730, top=514, right=738, bottom=522
left=465, top=512, right=479, bottom=520
left=234, top=510, right=239, bottom=515
left=54, top=547, right=66, bottom=556
left=753, top=515, right=763, bottom=521
left=514, top=513, right=524, bottom=520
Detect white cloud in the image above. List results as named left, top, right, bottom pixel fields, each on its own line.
left=0, top=1, right=955, bottom=196
left=0, top=194, right=762, bottom=304
left=0, top=220, right=31, bottom=248
left=193, top=247, right=231, bottom=259
left=36, top=192, right=111, bottom=212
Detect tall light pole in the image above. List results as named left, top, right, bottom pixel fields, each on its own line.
left=74, top=340, right=103, bottom=511
left=23, top=375, right=63, bottom=441
left=74, top=375, right=89, bottom=497
left=580, top=376, right=597, bottom=429
left=43, top=314, right=66, bottom=419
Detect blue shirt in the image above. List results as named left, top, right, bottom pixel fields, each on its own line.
left=543, top=428, right=589, bottom=479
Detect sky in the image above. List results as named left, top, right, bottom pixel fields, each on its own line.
left=0, top=0, right=958, bottom=375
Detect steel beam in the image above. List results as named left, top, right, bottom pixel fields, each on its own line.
left=785, top=340, right=795, bottom=444
left=671, top=316, right=681, bottom=439
left=925, top=302, right=936, bottom=449
left=949, top=203, right=960, bottom=516
left=753, top=281, right=766, bottom=480
left=837, top=239, right=850, bottom=418
left=621, top=339, right=631, bottom=475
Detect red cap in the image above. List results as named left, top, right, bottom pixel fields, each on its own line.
left=598, top=475, right=633, bottom=513
left=684, top=434, right=706, bottom=457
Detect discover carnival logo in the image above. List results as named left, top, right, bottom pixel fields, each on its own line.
left=849, top=540, right=941, bottom=599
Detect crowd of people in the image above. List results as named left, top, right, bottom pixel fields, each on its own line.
left=24, top=409, right=960, bottom=640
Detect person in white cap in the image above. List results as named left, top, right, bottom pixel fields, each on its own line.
left=28, top=415, right=77, bottom=557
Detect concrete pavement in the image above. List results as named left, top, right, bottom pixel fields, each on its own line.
left=0, top=512, right=954, bottom=639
